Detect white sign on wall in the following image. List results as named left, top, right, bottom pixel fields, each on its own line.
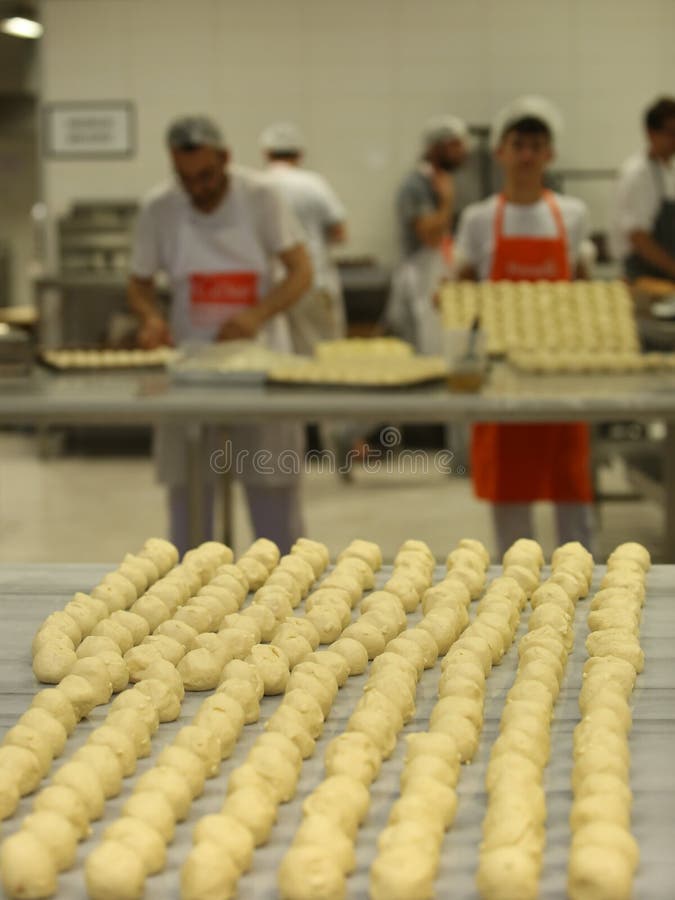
left=43, top=102, right=135, bottom=158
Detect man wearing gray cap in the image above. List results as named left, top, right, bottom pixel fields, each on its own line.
left=387, top=115, right=469, bottom=352
left=128, top=115, right=311, bottom=553
left=260, top=121, right=347, bottom=355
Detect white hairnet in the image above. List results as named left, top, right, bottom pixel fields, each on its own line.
left=260, top=122, right=305, bottom=153
left=491, top=95, right=563, bottom=149
left=422, top=115, right=469, bottom=151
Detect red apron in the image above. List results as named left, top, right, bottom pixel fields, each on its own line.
left=471, top=191, right=593, bottom=503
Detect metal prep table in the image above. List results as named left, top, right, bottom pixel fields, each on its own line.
left=0, top=562, right=672, bottom=899
left=1, top=364, right=675, bottom=556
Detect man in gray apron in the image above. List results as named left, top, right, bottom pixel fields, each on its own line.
left=613, top=96, right=675, bottom=281
left=128, top=116, right=311, bottom=554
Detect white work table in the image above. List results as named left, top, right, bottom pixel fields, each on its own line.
left=1, top=365, right=675, bottom=555
left=0, top=563, right=672, bottom=899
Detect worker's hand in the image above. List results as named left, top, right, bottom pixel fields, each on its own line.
left=432, top=170, right=454, bottom=206
left=217, top=307, right=265, bottom=341
left=137, top=316, right=173, bottom=349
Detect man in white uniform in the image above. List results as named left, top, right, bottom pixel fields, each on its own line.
left=129, top=116, right=311, bottom=554
left=612, top=96, right=675, bottom=281
left=260, top=122, right=347, bottom=355
left=387, top=115, right=469, bottom=352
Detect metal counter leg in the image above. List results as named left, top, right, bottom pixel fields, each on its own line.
left=186, top=423, right=205, bottom=547
left=664, top=422, right=675, bottom=562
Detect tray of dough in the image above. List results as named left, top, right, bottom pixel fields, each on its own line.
left=439, top=280, right=640, bottom=358
left=41, top=348, right=177, bottom=372
left=0, top=535, right=666, bottom=899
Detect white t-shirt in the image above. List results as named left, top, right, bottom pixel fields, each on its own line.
left=130, top=164, right=301, bottom=281
left=454, top=192, right=590, bottom=280
left=263, top=162, right=345, bottom=293
left=611, top=152, right=675, bottom=260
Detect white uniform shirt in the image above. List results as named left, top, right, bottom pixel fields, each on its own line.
left=263, top=163, right=345, bottom=293
left=131, top=165, right=301, bottom=282
left=454, top=192, right=590, bottom=280
left=611, top=152, right=675, bottom=260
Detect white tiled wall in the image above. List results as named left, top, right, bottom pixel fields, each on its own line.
left=40, top=0, right=675, bottom=266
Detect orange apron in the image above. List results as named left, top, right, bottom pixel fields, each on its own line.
left=471, top=191, right=593, bottom=503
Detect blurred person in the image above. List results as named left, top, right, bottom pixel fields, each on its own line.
left=387, top=115, right=470, bottom=353
left=612, top=96, right=675, bottom=282
left=128, top=115, right=311, bottom=554
left=454, top=96, right=593, bottom=554
left=261, top=122, right=348, bottom=354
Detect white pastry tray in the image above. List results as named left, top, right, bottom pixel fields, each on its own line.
left=0, top=563, right=672, bottom=899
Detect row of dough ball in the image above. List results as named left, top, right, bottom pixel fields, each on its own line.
left=567, top=544, right=648, bottom=900
left=477, top=559, right=586, bottom=900
left=278, top=540, right=472, bottom=900
left=369, top=549, right=546, bottom=900
left=370, top=572, right=521, bottom=900
left=32, top=539, right=232, bottom=683
left=510, top=351, right=675, bottom=375
left=181, top=554, right=387, bottom=900
left=281, top=605, right=434, bottom=900
left=0, top=674, right=186, bottom=900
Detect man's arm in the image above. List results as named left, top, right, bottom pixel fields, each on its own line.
left=128, top=275, right=173, bottom=348
left=414, top=171, right=454, bottom=248
left=218, top=243, right=312, bottom=341
left=629, top=230, right=675, bottom=280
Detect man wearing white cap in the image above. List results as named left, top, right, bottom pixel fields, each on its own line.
left=387, top=115, right=469, bottom=352
left=454, top=96, right=593, bottom=553
left=128, top=115, right=311, bottom=553
left=260, top=122, right=348, bottom=354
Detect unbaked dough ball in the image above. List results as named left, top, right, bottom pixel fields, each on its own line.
left=0, top=766, right=20, bottom=820
left=334, top=556, right=375, bottom=589
left=32, top=784, right=90, bottom=839
left=221, top=785, right=277, bottom=846
left=278, top=844, right=346, bottom=900
left=192, top=708, right=238, bottom=760
left=16, top=708, right=67, bottom=759
left=68, top=656, right=114, bottom=706
left=180, top=840, right=240, bottom=900
left=196, top=693, right=246, bottom=734
left=53, top=759, right=105, bottom=820
left=272, top=633, right=313, bottom=669
left=21, top=810, right=78, bottom=872
left=134, top=765, right=192, bottom=821
left=398, top=628, right=439, bottom=669
left=282, top=688, right=325, bottom=739
left=347, top=707, right=397, bottom=760
left=306, top=650, right=350, bottom=686
left=476, top=846, right=540, bottom=900
left=110, top=689, right=160, bottom=733
left=387, top=794, right=445, bottom=841
left=305, top=605, right=344, bottom=644
left=156, top=745, right=205, bottom=799
left=401, top=753, right=459, bottom=791
left=253, top=731, right=303, bottom=769
left=324, top=731, right=382, bottom=786
left=405, top=731, right=460, bottom=765
left=370, top=846, right=437, bottom=900
left=320, top=571, right=362, bottom=606
left=72, top=744, right=123, bottom=799
left=384, top=637, right=426, bottom=677
left=103, top=817, right=166, bottom=876
left=173, top=725, right=221, bottom=779
left=585, top=631, right=644, bottom=673
left=85, top=840, right=145, bottom=900
left=177, top=648, right=222, bottom=692
left=217, top=677, right=260, bottom=724
left=0, top=830, right=57, bottom=900
left=32, top=644, right=78, bottom=684
left=246, top=746, right=300, bottom=802
left=105, top=703, right=153, bottom=757
left=121, top=790, right=175, bottom=843
left=328, top=637, right=368, bottom=675
left=193, top=813, right=254, bottom=875
left=568, top=843, right=634, bottom=900
left=430, top=714, right=480, bottom=763
left=221, top=659, right=265, bottom=698
left=503, top=564, right=540, bottom=596
left=130, top=595, right=170, bottom=631
left=341, top=621, right=385, bottom=659
left=265, top=706, right=316, bottom=759
left=87, top=725, right=137, bottom=777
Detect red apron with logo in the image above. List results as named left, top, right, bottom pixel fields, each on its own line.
left=471, top=191, right=593, bottom=503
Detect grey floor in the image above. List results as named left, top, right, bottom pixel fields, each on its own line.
left=0, top=431, right=664, bottom=564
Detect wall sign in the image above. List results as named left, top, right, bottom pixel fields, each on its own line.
left=43, top=101, right=135, bottom=159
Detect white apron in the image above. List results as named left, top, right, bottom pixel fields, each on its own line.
left=387, top=246, right=447, bottom=355
left=155, top=189, right=303, bottom=487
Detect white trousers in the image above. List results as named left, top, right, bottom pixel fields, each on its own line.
left=169, top=482, right=304, bottom=557
left=492, top=502, right=593, bottom=557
